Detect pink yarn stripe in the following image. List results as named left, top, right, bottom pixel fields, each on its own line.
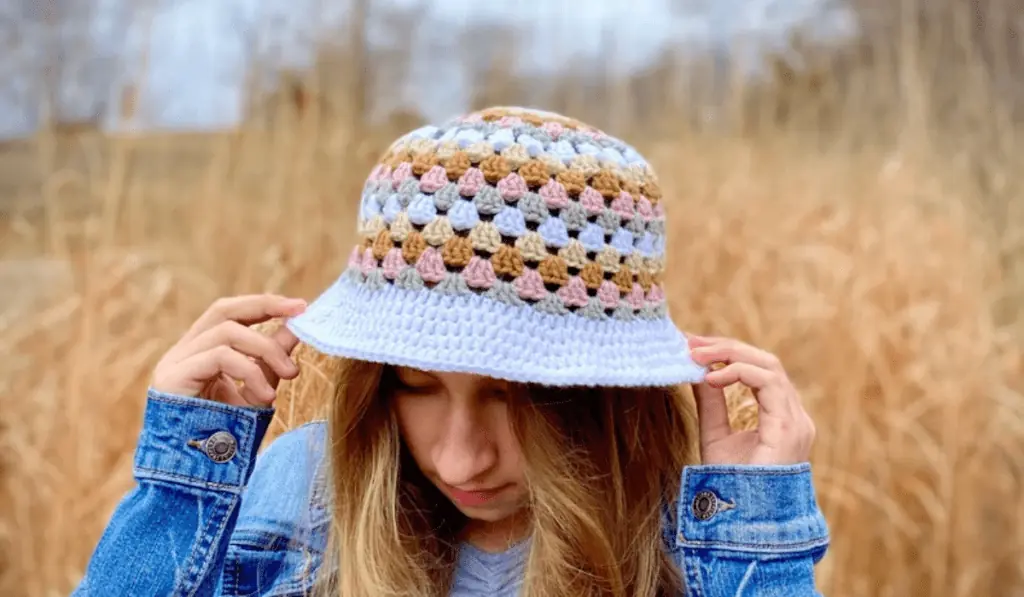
left=556, top=276, right=589, bottom=308
left=419, top=165, right=449, bottom=193
left=514, top=269, right=547, bottom=301
left=360, top=249, right=377, bottom=276
left=580, top=187, right=604, bottom=215
left=463, top=256, right=497, bottom=289
left=497, top=173, right=528, bottom=201
left=539, top=179, right=569, bottom=208
left=415, top=247, right=447, bottom=283
left=382, top=248, right=407, bottom=280
left=597, top=280, right=621, bottom=309
left=646, top=284, right=665, bottom=305
left=636, top=197, right=654, bottom=219
left=626, top=284, right=645, bottom=309
left=458, top=168, right=485, bottom=197
left=611, top=192, right=635, bottom=220
left=391, top=162, right=413, bottom=190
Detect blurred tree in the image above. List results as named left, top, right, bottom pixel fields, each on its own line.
left=460, top=22, right=526, bottom=111
left=246, top=0, right=429, bottom=132
left=732, top=0, right=1023, bottom=149
left=34, top=0, right=127, bottom=133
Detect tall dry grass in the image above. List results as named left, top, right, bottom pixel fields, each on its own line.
left=2, top=4, right=1024, bottom=596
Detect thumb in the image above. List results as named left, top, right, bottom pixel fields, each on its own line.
left=692, top=381, right=733, bottom=446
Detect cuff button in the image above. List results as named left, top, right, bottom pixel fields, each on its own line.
left=692, top=490, right=719, bottom=521
left=198, top=431, right=238, bottom=463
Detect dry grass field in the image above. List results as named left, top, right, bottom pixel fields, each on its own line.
left=2, top=5, right=1024, bottom=596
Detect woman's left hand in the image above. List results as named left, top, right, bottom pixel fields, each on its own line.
left=687, top=335, right=816, bottom=466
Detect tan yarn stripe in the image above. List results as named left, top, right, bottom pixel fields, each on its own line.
left=378, top=150, right=664, bottom=205
left=473, top=107, right=591, bottom=130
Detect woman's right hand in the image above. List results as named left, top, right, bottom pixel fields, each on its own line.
left=151, top=294, right=307, bottom=407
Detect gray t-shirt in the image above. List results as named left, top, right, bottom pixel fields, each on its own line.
left=450, top=540, right=529, bottom=596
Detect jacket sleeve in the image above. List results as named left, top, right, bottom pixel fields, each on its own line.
left=71, top=390, right=275, bottom=597
left=672, top=463, right=830, bottom=597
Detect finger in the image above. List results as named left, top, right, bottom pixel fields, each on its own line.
left=258, top=324, right=303, bottom=387
left=691, top=382, right=733, bottom=445
left=271, top=324, right=300, bottom=356
left=174, top=321, right=299, bottom=380
left=177, top=345, right=277, bottom=405
left=685, top=334, right=714, bottom=348
left=690, top=338, right=785, bottom=374
left=181, top=295, right=307, bottom=344
left=704, top=362, right=790, bottom=417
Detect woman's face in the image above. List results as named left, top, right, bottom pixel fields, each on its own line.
left=390, top=367, right=528, bottom=526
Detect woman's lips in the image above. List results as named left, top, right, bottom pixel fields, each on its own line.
left=445, top=484, right=509, bottom=507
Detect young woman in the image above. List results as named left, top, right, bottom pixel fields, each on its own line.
left=73, top=107, right=829, bottom=596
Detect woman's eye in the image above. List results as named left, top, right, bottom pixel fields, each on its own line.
left=487, top=387, right=511, bottom=402
left=395, top=377, right=437, bottom=393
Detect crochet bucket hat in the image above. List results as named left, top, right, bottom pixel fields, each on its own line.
left=286, top=106, right=706, bottom=387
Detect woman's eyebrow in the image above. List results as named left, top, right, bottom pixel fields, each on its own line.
left=476, top=379, right=512, bottom=394
left=394, top=368, right=437, bottom=382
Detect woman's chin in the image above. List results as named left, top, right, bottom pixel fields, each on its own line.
left=453, top=501, right=518, bottom=522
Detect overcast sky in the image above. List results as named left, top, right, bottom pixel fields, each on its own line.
left=0, top=0, right=856, bottom=139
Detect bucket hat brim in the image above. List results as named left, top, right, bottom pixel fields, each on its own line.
left=286, top=274, right=707, bottom=387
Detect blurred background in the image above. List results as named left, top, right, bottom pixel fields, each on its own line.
left=1, top=0, right=1023, bottom=595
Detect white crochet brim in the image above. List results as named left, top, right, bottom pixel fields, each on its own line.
left=286, top=276, right=707, bottom=387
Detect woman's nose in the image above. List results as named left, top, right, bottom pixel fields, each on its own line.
left=433, top=408, right=498, bottom=487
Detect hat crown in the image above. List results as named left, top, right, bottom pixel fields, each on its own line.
left=285, top=106, right=704, bottom=387
left=352, top=106, right=669, bottom=322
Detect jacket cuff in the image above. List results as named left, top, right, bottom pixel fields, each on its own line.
left=676, top=463, right=829, bottom=555
left=132, top=389, right=275, bottom=494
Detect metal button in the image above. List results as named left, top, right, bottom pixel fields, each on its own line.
left=202, top=431, right=237, bottom=463
left=692, top=490, right=719, bottom=521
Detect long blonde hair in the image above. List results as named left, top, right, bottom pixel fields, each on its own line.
left=304, top=356, right=701, bottom=597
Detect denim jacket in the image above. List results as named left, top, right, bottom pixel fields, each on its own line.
left=72, top=390, right=830, bottom=596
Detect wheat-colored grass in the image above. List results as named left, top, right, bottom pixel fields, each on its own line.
left=3, top=8, right=1024, bottom=594
left=1, top=123, right=1020, bottom=596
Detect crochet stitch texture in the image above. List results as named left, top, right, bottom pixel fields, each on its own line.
left=287, top=106, right=706, bottom=386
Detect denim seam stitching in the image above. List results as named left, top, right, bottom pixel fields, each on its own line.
left=683, top=552, right=704, bottom=597
left=229, top=529, right=282, bottom=549
left=169, top=494, right=236, bottom=597
left=685, top=466, right=811, bottom=478
left=677, top=535, right=830, bottom=551
left=148, top=391, right=265, bottom=420
left=220, top=545, right=238, bottom=596
left=135, top=467, right=245, bottom=493
left=230, top=545, right=246, bottom=597
left=190, top=496, right=239, bottom=597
